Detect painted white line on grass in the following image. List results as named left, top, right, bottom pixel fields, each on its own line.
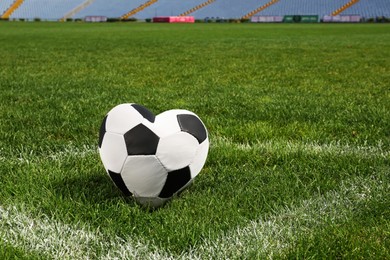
left=1, top=137, right=387, bottom=165
left=1, top=173, right=386, bottom=259
left=1, top=145, right=98, bottom=164
left=212, top=136, right=389, bottom=159
left=1, top=140, right=387, bottom=258
left=181, top=174, right=388, bottom=259
left=0, top=205, right=169, bottom=259
left=46, top=145, right=98, bottom=160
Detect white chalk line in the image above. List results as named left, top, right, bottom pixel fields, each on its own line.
left=0, top=145, right=97, bottom=164
left=0, top=205, right=169, bottom=259
left=1, top=137, right=388, bottom=258
left=212, top=136, right=389, bottom=159
left=0, top=137, right=388, bottom=164
left=181, top=173, right=388, bottom=259
left=1, top=173, right=387, bottom=259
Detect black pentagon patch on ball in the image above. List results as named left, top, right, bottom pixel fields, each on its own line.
left=98, top=115, right=108, bottom=148
left=124, top=124, right=159, bottom=155
left=131, top=104, right=155, bottom=123
left=177, top=114, right=207, bottom=143
left=108, top=170, right=132, bottom=196
left=158, top=166, right=191, bottom=199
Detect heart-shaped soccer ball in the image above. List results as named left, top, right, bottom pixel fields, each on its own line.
left=98, top=103, right=209, bottom=207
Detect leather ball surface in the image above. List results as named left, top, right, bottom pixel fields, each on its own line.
left=99, top=103, right=209, bottom=207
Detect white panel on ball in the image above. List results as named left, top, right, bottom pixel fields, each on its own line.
left=189, top=138, right=209, bottom=178
left=99, top=132, right=128, bottom=173
left=151, top=110, right=183, bottom=138
left=156, top=132, right=199, bottom=171
left=121, top=155, right=168, bottom=197
left=106, top=104, right=144, bottom=134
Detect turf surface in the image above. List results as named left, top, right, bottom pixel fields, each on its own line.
left=0, top=22, right=389, bottom=258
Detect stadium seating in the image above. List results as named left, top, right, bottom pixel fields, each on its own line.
left=259, top=0, right=341, bottom=18
left=180, top=0, right=216, bottom=17
left=121, top=0, right=159, bottom=20
left=342, top=0, right=390, bottom=18
left=74, top=0, right=147, bottom=19
left=331, top=0, right=359, bottom=16
left=191, top=0, right=271, bottom=19
left=1, top=0, right=24, bottom=19
left=0, top=0, right=17, bottom=15
left=252, top=0, right=390, bottom=19
left=10, top=0, right=85, bottom=20
left=242, top=0, right=281, bottom=19
left=4, top=0, right=390, bottom=20
left=134, top=0, right=207, bottom=19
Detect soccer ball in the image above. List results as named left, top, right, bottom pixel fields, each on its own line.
left=98, top=103, right=209, bottom=207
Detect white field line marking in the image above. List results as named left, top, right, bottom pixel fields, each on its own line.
left=0, top=145, right=98, bottom=164
left=212, top=136, right=390, bottom=159
left=1, top=174, right=386, bottom=259
left=181, top=174, right=388, bottom=259
left=0, top=138, right=387, bottom=258
left=0, top=205, right=170, bottom=259
left=0, top=137, right=388, bottom=164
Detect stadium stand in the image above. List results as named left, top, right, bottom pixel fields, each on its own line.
left=121, top=0, right=159, bottom=20
left=190, top=0, right=272, bottom=19
left=74, top=0, right=147, bottom=19
left=10, top=0, right=85, bottom=20
left=180, top=0, right=216, bottom=17
left=332, top=0, right=360, bottom=16
left=242, top=0, right=280, bottom=19
left=3, top=0, right=390, bottom=21
left=60, top=0, right=95, bottom=21
left=257, top=0, right=389, bottom=19
left=0, top=0, right=14, bottom=12
left=342, top=0, right=390, bottom=18
left=0, top=0, right=17, bottom=16
left=259, top=0, right=342, bottom=18
left=1, top=0, right=24, bottom=19
left=133, top=0, right=207, bottom=19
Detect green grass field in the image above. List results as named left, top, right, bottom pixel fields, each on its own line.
left=0, top=22, right=389, bottom=259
